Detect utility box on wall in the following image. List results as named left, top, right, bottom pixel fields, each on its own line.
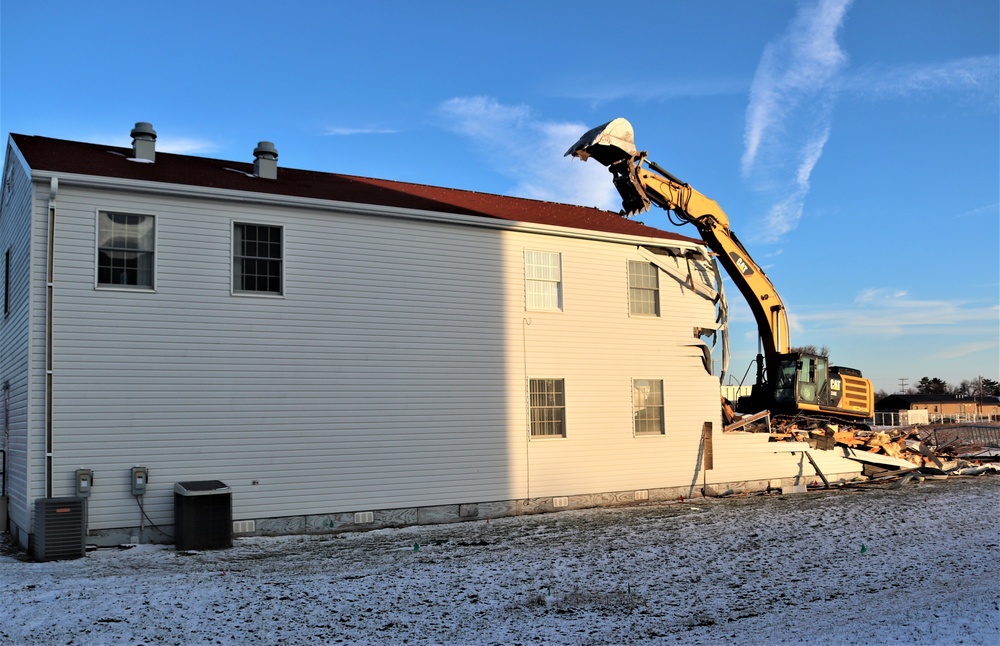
left=174, top=481, right=232, bottom=551
left=33, top=497, right=86, bottom=562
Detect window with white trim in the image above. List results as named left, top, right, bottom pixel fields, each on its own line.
left=233, top=223, right=283, bottom=295
left=628, top=260, right=659, bottom=316
left=97, top=212, right=155, bottom=288
left=529, top=378, right=566, bottom=437
left=633, top=379, right=665, bottom=435
left=525, top=250, right=562, bottom=310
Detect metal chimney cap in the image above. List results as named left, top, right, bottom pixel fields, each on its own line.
left=130, top=122, right=157, bottom=141
left=253, top=141, right=278, bottom=160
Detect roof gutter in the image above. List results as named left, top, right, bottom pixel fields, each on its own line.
left=25, top=169, right=710, bottom=257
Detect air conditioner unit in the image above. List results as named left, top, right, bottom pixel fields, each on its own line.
left=33, top=497, right=85, bottom=562
left=174, top=481, right=232, bottom=551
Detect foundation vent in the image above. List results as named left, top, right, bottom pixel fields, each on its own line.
left=354, top=512, right=374, bottom=524
left=233, top=520, right=256, bottom=534
left=553, top=497, right=569, bottom=508
left=634, top=490, right=649, bottom=501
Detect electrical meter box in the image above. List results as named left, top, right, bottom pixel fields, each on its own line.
left=75, top=469, right=93, bottom=498
left=131, top=467, right=148, bottom=495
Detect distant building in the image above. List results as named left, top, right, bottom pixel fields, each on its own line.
left=1, top=123, right=865, bottom=551
left=875, top=394, right=999, bottom=423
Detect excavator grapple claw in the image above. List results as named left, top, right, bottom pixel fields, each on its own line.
left=564, top=117, right=638, bottom=167
left=566, top=117, right=650, bottom=216
left=610, top=158, right=651, bottom=216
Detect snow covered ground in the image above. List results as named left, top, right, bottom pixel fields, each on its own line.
left=2, top=477, right=998, bottom=645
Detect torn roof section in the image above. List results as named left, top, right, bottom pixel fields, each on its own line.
left=8, top=132, right=703, bottom=246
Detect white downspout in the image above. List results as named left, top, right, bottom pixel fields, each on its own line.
left=45, top=177, right=57, bottom=498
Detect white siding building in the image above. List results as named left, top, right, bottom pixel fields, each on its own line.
left=0, top=124, right=860, bottom=550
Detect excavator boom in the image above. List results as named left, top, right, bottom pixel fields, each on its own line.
left=568, top=118, right=873, bottom=419
left=567, top=119, right=790, bottom=366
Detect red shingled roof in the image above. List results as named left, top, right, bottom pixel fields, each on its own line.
left=10, top=133, right=701, bottom=245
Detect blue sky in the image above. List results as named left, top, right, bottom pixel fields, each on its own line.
left=2, top=0, right=997, bottom=394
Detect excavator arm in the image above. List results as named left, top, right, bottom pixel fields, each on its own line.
left=567, top=118, right=874, bottom=419
left=567, top=119, right=791, bottom=375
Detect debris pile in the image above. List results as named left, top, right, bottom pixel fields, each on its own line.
left=724, top=409, right=1000, bottom=483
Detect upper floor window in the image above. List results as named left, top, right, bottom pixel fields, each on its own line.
left=97, top=212, right=155, bottom=289
left=234, top=223, right=283, bottom=295
left=628, top=260, right=659, bottom=316
left=525, top=250, right=562, bottom=311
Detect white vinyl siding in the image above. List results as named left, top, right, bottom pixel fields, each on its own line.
left=525, top=250, right=562, bottom=311
left=4, top=247, right=10, bottom=317
left=0, top=153, right=35, bottom=536
left=10, top=166, right=777, bottom=538
left=628, top=260, right=659, bottom=316
left=41, top=191, right=730, bottom=531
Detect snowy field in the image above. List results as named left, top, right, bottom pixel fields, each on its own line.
left=2, top=477, right=998, bottom=646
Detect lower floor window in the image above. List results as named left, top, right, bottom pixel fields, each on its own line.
left=633, top=379, right=665, bottom=435
left=529, top=378, right=566, bottom=437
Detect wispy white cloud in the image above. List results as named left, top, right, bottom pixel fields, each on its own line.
left=157, top=137, right=218, bottom=155
left=91, top=131, right=219, bottom=155
left=759, top=126, right=832, bottom=241
left=929, top=341, right=999, bottom=361
left=742, top=0, right=851, bottom=176
left=323, top=127, right=398, bottom=136
left=741, top=0, right=852, bottom=242
left=795, top=287, right=999, bottom=337
left=436, top=96, right=619, bottom=210
left=854, top=288, right=908, bottom=304
left=955, top=202, right=1000, bottom=219
left=742, top=8, right=996, bottom=244
left=844, top=55, right=999, bottom=105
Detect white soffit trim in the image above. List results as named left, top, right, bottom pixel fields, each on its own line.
left=27, top=169, right=708, bottom=251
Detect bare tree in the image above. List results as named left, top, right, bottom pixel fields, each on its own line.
left=790, top=345, right=829, bottom=357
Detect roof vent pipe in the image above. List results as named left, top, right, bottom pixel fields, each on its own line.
left=130, top=122, right=157, bottom=162
left=253, top=141, right=278, bottom=180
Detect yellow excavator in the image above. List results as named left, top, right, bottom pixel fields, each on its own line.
left=567, top=118, right=873, bottom=422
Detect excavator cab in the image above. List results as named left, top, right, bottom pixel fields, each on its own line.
left=771, top=353, right=873, bottom=418
left=774, top=353, right=829, bottom=407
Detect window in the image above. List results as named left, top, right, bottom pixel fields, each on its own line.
left=525, top=250, right=562, bottom=310
left=234, top=223, right=282, bottom=295
left=633, top=379, right=665, bottom=435
left=628, top=261, right=659, bottom=316
left=97, top=212, right=155, bottom=288
left=529, top=378, right=566, bottom=437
